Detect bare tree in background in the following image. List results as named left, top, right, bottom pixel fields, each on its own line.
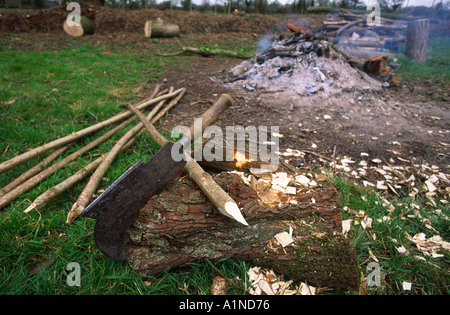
left=390, top=0, right=405, bottom=11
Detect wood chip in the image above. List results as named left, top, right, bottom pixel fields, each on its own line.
left=274, top=231, right=294, bottom=247
left=285, top=186, right=297, bottom=195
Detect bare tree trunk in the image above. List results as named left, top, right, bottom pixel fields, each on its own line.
left=406, top=19, right=430, bottom=62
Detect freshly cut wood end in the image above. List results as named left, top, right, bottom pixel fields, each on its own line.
left=63, top=20, right=84, bottom=37
left=66, top=202, right=84, bottom=224
left=144, top=20, right=152, bottom=38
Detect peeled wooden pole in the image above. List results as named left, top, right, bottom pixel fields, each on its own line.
left=24, top=156, right=104, bottom=214
left=0, top=88, right=184, bottom=175
left=24, top=134, right=140, bottom=216
left=126, top=95, right=248, bottom=225
left=0, top=145, right=69, bottom=197
left=63, top=127, right=147, bottom=224
left=0, top=117, right=135, bottom=211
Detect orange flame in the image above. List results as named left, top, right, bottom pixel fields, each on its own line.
left=234, top=151, right=254, bottom=169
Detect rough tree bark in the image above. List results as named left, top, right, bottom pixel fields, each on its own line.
left=63, top=16, right=95, bottom=37
left=406, top=19, right=430, bottom=62
left=126, top=172, right=359, bottom=291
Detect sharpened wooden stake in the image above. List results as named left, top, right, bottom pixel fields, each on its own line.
left=24, top=156, right=104, bottom=214
left=126, top=95, right=248, bottom=226
left=0, top=117, right=136, bottom=211
left=24, top=131, right=142, bottom=218
left=68, top=89, right=185, bottom=222
left=0, top=145, right=69, bottom=197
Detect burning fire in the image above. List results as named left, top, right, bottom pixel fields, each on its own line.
left=234, top=151, right=254, bottom=169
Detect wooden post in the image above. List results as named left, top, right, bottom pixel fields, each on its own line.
left=406, top=19, right=430, bottom=62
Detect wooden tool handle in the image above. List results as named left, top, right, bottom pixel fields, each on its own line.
left=188, top=94, right=233, bottom=141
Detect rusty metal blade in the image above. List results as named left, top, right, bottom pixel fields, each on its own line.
left=81, top=142, right=186, bottom=260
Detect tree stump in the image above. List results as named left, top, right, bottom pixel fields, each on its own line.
left=63, top=16, right=95, bottom=37
left=406, top=19, right=430, bottom=62
left=126, top=172, right=359, bottom=291
left=144, top=18, right=180, bottom=38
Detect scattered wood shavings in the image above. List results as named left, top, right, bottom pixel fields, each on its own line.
left=342, top=219, right=352, bottom=237
left=407, top=233, right=450, bottom=258
left=246, top=266, right=316, bottom=295
left=396, top=246, right=409, bottom=255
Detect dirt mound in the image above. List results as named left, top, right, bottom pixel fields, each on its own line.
left=0, top=5, right=278, bottom=35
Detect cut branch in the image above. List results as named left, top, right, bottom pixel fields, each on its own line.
left=0, top=117, right=135, bottom=211
left=24, top=156, right=104, bottom=214
left=23, top=130, right=142, bottom=218
left=144, top=18, right=180, bottom=38
left=126, top=94, right=248, bottom=225
left=0, top=88, right=184, bottom=175
left=68, top=89, right=183, bottom=221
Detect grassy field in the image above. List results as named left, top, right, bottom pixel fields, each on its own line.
left=0, top=39, right=254, bottom=295
left=0, top=33, right=448, bottom=295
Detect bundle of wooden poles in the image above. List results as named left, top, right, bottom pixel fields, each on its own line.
left=0, top=85, right=185, bottom=223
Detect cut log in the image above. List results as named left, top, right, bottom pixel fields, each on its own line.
left=406, top=19, right=430, bottom=62
left=63, top=16, right=95, bottom=37
left=144, top=18, right=180, bottom=38
left=126, top=172, right=359, bottom=291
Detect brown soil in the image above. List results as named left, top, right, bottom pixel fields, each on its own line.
left=155, top=55, right=450, bottom=171
left=0, top=5, right=278, bottom=35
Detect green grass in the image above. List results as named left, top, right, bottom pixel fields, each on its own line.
left=396, top=35, right=450, bottom=81
left=332, top=177, right=449, bottom=295
left=1, top=33, right=448, bottom=295
left=0, top=42, right=251, bottom=294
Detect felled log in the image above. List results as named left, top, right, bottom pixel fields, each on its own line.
left=144, top=18, right=180, bottom=38
left=406, top=19, right=430, bottom=62
left=126, top=172, right=359, bottom=291
left=63, top=16, right=95, bottom=37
